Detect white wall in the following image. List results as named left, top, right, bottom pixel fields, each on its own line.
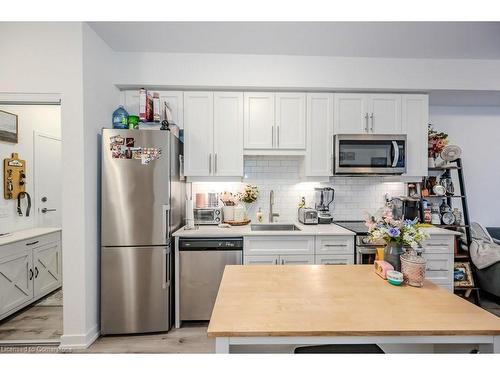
left=429, top=106, right=500, bottom=226
left=192, top=156, right=405, bottom=222
left=81, top=23, right=120, bottom=342
left=114, top=52, right=500, bottom=91
left=0, top=104, right=61, bottom=232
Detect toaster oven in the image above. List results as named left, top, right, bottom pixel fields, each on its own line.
left=193, top=207, right=222, bottom=225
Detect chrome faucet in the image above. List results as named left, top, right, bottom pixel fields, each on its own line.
left=269, top=190, right=279, bottom=223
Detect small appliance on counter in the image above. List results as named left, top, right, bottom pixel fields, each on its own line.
left=298, top=207, right=318, bottom=225
left=314, top=187, right=334, bottom=224
left=193, top=206, right=222, bottom=225
left=388, top=196, right=420, bottom=221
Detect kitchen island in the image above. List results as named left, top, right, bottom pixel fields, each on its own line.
left=208, top=265, right=500, bottom=353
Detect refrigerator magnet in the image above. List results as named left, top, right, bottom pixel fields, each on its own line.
left=125, top=138, right=135, bottom=147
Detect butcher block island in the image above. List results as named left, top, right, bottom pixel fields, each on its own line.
left=208, top=265, right=500, bottom=353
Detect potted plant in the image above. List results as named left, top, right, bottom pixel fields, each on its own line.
left=365, top=208, right=429, bottom=271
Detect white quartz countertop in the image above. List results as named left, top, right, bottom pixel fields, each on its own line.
left=173, top=222, right=355, bottom=237
left=172, top=223, right=460, bottom=238
left=0, top=227, right=61, bottom=247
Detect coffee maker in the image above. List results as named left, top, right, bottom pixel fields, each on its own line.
left=314, top=187, right=334, bottom=224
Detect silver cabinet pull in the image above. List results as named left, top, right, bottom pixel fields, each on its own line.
left=281, top=258, right=285, bottom=265
left=331, top=134, right=334, bottom=175
left=209, top=154, right=212, bottom=174
left=364, top=113, right=369, bottom=132
left=370, top=113, right=374, bottom=131
left=425, top=243, right=449, bottom=247
left=41, top=208, right=56, bottom=213
left=271, top=126, right=275, bottom=148
left=324, top=244, right=347, bottom=247
left=214, top=153, right=218, bottom=174
left=277, top=125, right=280, bottom=148
left=274, top=258, right=278, bottom=265
left=426, top=268, right=448, bottom=272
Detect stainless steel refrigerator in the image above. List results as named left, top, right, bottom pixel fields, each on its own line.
left=100, top=129, right=184, bottom=335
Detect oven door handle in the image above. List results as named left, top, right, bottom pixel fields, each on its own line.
left=357, top=247, right=377, bottom=255
left=391, top=141, right=399, bottom=167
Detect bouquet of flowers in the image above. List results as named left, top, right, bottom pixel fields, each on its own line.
left=428, top=124, right=449, bottom=158
left=365, top=207, right=428, bottom=249
left=239, top=184, right=259, bottom=204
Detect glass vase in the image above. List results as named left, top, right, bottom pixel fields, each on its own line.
left=384, top=242, right=404, bottom=272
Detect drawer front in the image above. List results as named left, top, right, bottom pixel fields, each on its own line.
left=244, top=255, right=279, bottom=265
left=315, top=236, right=354, bottom=255
left=0, top=231, right=61, bottom=260
left=315, top=254, right=354, bottom=265
left=421, top=235, right=454, bottom=254
left=280, top=254, right=314, bottom=265
left=244, top=236, right=314, bottom=256
left=423, top=252, right=453, bottom=284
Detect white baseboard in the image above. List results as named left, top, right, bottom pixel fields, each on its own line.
left=59, top=324, right=100, bottom=350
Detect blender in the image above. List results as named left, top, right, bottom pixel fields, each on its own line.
left=314, top=187, right=335, bottom=224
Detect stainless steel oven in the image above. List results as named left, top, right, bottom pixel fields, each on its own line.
left=334, top=134, right=407, bottom=175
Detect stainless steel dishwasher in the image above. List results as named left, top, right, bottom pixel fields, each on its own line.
left=179, top=237, right=243, bottom=321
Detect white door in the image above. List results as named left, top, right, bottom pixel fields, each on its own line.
left=275, top=93, right=306, bottom=149
left=334, top=93, right=368, bottom=134
left=305, top=93, right=334, bottom=176
left=244, top=92, right=274, bottom=149
left=183, top=92, right=214, bottom=176
left=244, top=255, right=279, bottom=265
left=213, top=92, right=244, bottom=176
left=368, top=94, right=402, bottom=134
left=279, top=254, right=315, bottom=265
left=33, top=241, right=62, bottom=298
left=34, top=132, right=62, bottom=227
left=0, top=251, right=33, bottom=317
left=402, top=94, right=429, bottom=177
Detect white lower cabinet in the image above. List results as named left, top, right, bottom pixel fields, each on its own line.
left=315, top=254, right=353, bottom=265
left=421, top=234, right=455, bottom=292
left=0, top=231, right=62, bottom=320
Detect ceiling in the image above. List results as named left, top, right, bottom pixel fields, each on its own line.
left=89, top=22, right=500, bottom=59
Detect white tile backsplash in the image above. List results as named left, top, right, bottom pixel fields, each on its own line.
left=192, top=156, right=405, bottom=222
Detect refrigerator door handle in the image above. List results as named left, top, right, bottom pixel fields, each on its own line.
left=162, top=204, right=171, bottom=244
left=162, top=247, right=168, bottom=289
left=166, top=247, right=171, bottom=287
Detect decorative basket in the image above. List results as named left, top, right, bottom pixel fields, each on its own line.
left=400, top=249, right=426, bottom=287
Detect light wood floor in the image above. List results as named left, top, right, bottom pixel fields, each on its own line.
left=0, top=289, right=63, bottom=341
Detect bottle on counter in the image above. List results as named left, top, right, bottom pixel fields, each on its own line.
left=256, top=208, right=263, bottom=223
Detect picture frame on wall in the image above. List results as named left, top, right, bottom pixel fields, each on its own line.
left=454, top=261, right=475, bottom=288
left=0, top=110, right=18, bottom=143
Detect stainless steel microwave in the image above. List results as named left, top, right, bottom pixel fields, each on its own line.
left=334, top=134, right=407, bottom=175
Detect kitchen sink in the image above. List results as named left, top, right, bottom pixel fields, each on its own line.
left=250, top=224, right=301, bottom=231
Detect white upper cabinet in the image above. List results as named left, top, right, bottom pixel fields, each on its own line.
left=334, top=93, right=368, bottom=134
left=275, top=93, right=306, bottom=149
left=244, top=92, right=274, bottom=149
left=334, top=93, right=403, bottom=135
left=184, top=92, right=214, bottom=176
left=213, top=92, right=244, bottom=176
left=368, top=94, right=402, bottom=134
left=305, top=93, right=334, bottom=177
left=244, top=92, right=306, bottom=150
left=402, top=94, right=429, bottom=177
left=123, top=90, right=184, bottom=128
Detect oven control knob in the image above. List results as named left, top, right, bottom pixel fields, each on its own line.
left=215, top=217, right=220, bottom=222
left=215, top=210, right=220, bottom=215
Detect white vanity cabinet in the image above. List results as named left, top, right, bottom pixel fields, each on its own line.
left=0, top=230, right=62, bottom=320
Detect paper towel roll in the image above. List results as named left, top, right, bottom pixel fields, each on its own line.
left=185, top=199, right=195, bottom=229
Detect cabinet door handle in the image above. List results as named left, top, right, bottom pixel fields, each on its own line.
left=274, top=258, right=278, bottom=265
left=331, top=134, right=334, bottom=175
left=425, top=244, right=448, bottom=247
left=370, top=113, right=374, bottom=131
left=271, top=126, right=275, bottom=148
left=34, top=266, right=39, bottom=278
left=29, top=268, right=33, bottom=280
left=277, top=125, right=280, bottom=148
left=214, top=153, right=218, bottom=174
left=324, top=244, right=347, bottom=247
left=426, top=268, right=448, bottom=272
left=281, top=258, right=285, bottom=265
left=208, top=154, right=212, bottom=174
left=364, top=113, right=369, bottom=132
left=26, top=240, right=39, bottom=246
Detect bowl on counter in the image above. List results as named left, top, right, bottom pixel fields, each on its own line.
left=386, top=270, right=404, bottom=286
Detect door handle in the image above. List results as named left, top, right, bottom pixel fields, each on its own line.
left=41, top=208, right=57, bottom=213
left=370, top=112, right=374, bottom=131
left=271, top=126, right=275, bottom=148
left=163, top=204, right=170, bottom=244
left=26, top=240, right=39, bottom=246
left=364, top=113, right=369, bottom=132
left=214, top=153, right=218, bottom=174
left=29, top=268, right=33, bottom=280
left=426, top=268, right=448, bottom=272
left=209, top=154, right=212, bottom=174
left=162, top=248, right=167, bottom=289
left=34, top=266, right=39, bottom=278
left=277, top=125, right=280, bottom=148
left=281, top=259, right=284, bottom=265
left=391, top=141, right=399, bottom=167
